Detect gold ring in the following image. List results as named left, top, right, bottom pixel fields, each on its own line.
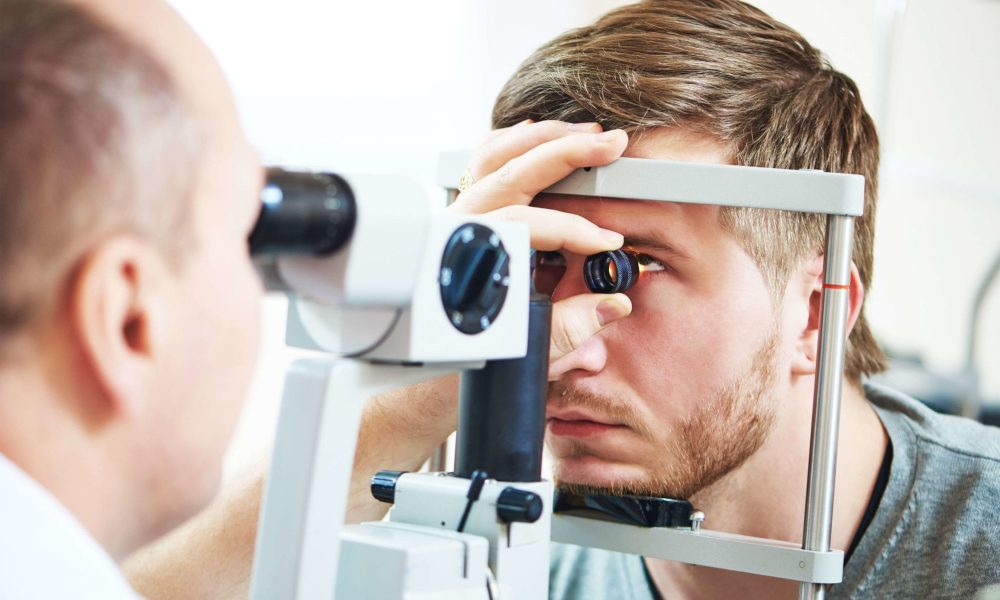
left=458, top=168, right=476, bottom=192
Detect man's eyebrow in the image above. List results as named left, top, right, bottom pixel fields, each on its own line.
left=622, top=234, right=692, bottom=260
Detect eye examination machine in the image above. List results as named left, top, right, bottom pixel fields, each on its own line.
left=245, top=156, right=865, bottom=600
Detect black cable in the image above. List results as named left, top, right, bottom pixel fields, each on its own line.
left=456, top=470, right=489, bottom=533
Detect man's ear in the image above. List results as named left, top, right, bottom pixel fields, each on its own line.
left=68, top=236, right=170, bottom=419
left=791, top=258, right=865, bottom=377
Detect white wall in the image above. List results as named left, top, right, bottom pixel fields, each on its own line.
left=165, top=1, right=1000, bottom=479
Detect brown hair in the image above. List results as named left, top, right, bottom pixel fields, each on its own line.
left=493, top=0, right=886, bottom=382
left=0, top=0, right=202, bottom=346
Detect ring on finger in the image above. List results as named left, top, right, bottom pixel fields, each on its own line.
left=458, top=168, right=476, bottom=192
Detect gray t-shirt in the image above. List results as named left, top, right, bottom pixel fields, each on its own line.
left=549, top=382, right=1000, bottom=599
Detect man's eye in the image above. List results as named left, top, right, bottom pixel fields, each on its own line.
left=636, top=253, right=667, bottom=274
left=536, top=251, right=566, bottom=267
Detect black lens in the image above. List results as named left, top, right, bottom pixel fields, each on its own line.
left=583, top=250, right=639, bottom=293
left=248, top=168, right=356, bottom=257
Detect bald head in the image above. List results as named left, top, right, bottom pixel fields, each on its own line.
left=73, top=0, right=241, bottom=139
left=0, top=0, right=263, bottom=556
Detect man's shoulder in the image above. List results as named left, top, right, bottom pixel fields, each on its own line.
left=867, top=380, right=1000, bottom=463
left=844, top=383, right=1000, bottom=598
left=866, top=381, right=1000, bottom=533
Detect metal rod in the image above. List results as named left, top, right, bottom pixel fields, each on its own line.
left=799, top=215, right=855, bottom=600
left=960, top=246, right=1000, bottom=419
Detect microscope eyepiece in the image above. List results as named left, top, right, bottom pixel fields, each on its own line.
left=583, top=249, right=640, bottom=294
left=248, top=168, right=357, bottom=257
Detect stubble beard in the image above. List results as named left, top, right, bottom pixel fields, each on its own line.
left=551, top=326, right=781, bottom=500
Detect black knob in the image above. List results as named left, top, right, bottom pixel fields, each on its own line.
left=371, top=470, right=407, bottom=504
left=496, top=487, right=544, bottom=524
left=439, top=223, right=511, bottom=334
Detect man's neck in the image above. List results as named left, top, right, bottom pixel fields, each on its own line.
left=644, top=378, right=888, bottom=600
left=0, top=373, right=137, bottom=561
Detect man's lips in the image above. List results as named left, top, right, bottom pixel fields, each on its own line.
left=546, top=409, right=627, bottom=438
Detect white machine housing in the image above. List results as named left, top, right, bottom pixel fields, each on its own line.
left=249, top=171, right=533, bottom=600
left=277, top=173, right=529, bottom=363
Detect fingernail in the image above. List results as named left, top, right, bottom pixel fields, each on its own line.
left=569, top=122, right=599, bottom=131
left=516, top=118, right=534, bottom=127
left=595, top=129, right=625, bottom=143
left=597, top=295, right=632, bottom=326
left=600, top=228, right=624, bottom=247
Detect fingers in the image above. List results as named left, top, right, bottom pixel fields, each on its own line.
left=487, top=205, right=623, bottom=255
left=548, top=293, right=632, bottom=362
left=451, top=126, right=628, bottom=215
left=469, top=120, right=603, bottom=180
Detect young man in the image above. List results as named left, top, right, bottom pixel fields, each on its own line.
left=121, top=2, right=1000, bottom=600
left=477, top=2, right=1000, bottom=598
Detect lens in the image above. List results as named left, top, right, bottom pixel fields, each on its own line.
left=583, top=250, right=639, bottom=293
left=248, top=168, right=356, bottom=257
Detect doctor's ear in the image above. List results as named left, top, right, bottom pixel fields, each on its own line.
left=68, top=235, right=172, bottom=419
left=790, top=257, right=864, bottom=377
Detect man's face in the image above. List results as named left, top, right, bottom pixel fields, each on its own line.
left=538, top=129, right=787, bottom=499
left=134, top=126, right=263, bottom=531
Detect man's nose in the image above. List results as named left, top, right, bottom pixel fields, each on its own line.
left=542, top=253, right=620, bottom=380
left=548, top=334, right=609, bottom=381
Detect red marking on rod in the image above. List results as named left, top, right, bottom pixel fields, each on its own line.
left=823, top=283, right=850, bottom=290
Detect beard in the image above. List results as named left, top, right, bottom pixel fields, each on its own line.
left=550, top=325, right=780, bottom=500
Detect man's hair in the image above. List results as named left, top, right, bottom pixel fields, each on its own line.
left=0, top=0, right=202, bottom=349
left=493, top=0, right=886, bottom=382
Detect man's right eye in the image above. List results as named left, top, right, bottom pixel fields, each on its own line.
left=533, top=251, right=567, bottom=295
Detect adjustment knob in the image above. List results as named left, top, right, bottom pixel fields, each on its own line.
left=439, top=223, right=510, bottom=334
left=370, top=470, right=407, bottom=504
left=496, top=487, right=544, bottom=524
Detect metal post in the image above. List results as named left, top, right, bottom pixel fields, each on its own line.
left=800, top=215, right=855, bottom=600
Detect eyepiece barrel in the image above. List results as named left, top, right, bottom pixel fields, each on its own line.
left=248, top=168, right=356, bottom=257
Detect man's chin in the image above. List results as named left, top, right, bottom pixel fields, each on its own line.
left=552, top=454, right=652, bottom=495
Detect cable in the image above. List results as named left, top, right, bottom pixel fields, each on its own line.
left=456, top=470, right=489, bottom=533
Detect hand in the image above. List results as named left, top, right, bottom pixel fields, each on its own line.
left=451, top=120, right=634, bottom=376
left=346, top=122, right=636, bottom=524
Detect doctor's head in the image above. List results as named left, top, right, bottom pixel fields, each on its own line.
left=0, top=0, right=261, bottom=556
left=494, top=0, right=885, bottom=499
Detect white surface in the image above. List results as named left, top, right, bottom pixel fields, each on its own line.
left=338, top=522, right=490, bottom=599
left=551, top=514, right=845, bottom=584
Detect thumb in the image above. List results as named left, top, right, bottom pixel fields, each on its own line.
left=549, top=293, right=632, bottom=362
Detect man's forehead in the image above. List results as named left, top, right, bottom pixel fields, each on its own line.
left=623, top=127, right=733, bottom=164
